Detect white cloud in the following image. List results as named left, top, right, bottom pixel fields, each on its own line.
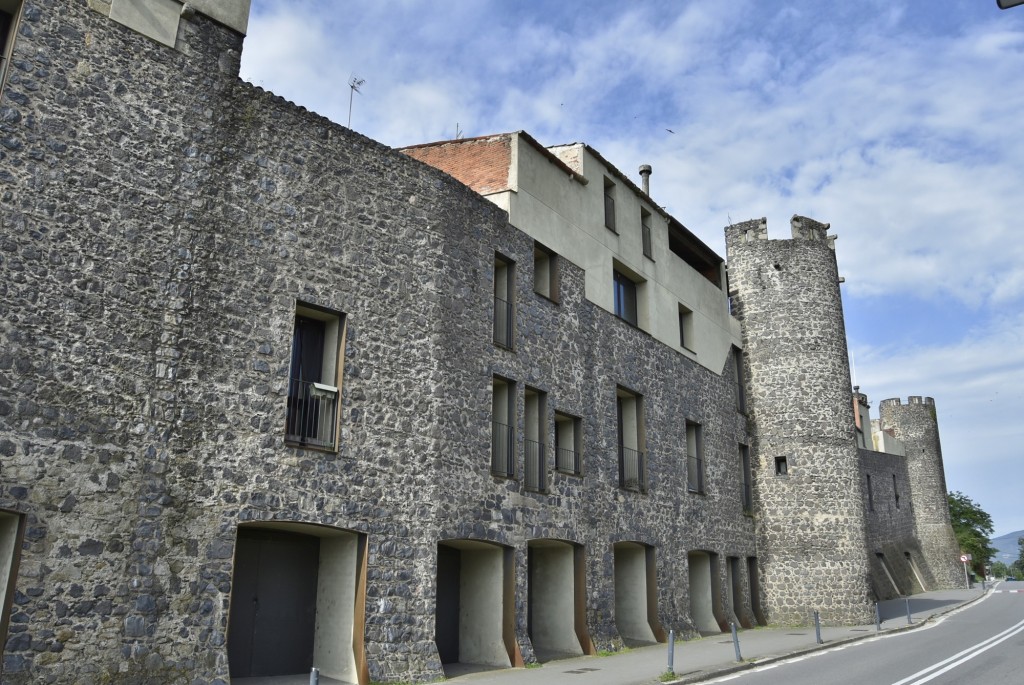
left=241, top=0, right=1024, bottom=534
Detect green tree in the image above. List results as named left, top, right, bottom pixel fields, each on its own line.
left=1013, top=537, right=1024, bottom=577
left=947, top=491, right=996, bottom=577
left=991, top=561, right=1010, bottom=578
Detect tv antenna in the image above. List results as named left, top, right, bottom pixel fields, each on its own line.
left=348, top=75, right=365, bottom=128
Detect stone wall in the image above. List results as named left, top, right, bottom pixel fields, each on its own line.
left=859, top=448, right=927, bottom=598
left=0, top=2, right=758, bottom=682
left=724, top=216, right=874, bottom=625
left=879, top=397, right=964, bottom=589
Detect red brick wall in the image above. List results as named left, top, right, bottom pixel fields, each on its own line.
left=402, top=136, right=512, bottom=194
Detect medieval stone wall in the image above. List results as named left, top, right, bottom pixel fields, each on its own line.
left=0, top=2, right=759, bottom=683
left=859, top=448, right=927, bottom=598
left=725, top=217, right=874, bottom=625
left=879, top=397, right=964, bottom=589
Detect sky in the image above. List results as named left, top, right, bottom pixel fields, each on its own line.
left=240, top=1, right=1024, bottom=539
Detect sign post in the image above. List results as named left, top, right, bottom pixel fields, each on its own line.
left=960, top=554, right=972, bottom=587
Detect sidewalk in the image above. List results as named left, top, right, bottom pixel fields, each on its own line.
left=444, top=587, right=990, bottom=685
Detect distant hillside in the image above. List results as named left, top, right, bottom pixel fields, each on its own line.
left=991, top=530, right=1024, bottom=564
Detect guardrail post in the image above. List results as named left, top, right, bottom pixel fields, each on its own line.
left=905, top=598, right=912, bottom=625
left=666, top=629, right=675, bottom=674
left=731, top=622, right=742, bottom=662
left=875, top=602, right=881, bottom=631
left=814, top=610, right=822, bottom=644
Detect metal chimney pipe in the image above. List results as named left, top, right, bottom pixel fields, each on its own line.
left=639, top=164, right=652, bottom=196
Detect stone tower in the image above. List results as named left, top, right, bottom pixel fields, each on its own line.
left=725, top=216, right=874, bottom=625
left=879, top=397, right=964, bottom=588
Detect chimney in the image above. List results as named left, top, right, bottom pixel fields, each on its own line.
left=639, top=164, right=652, bottom=196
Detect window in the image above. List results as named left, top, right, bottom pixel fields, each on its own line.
left=617, top=388, right=645, bottom=492
left=867, top=474, right=874, bottom=512
left=286, top=304, right=344, bottom=449
left=613, top=269, right=638, bottom=326
left=733, top=347, right=746, bottom=413
left=524, top=387, right=547, bottom=492
left=533, top=242, right=558, bottom=302
left=739, top=444, right=752, bottom=513
left=893, top=474, right=900, bottom=509
left=604, top=177, right=616, bottom=232
left=493, top=253, right=514, bottom=349
left=686, top=422, right=704, bottom=494
left=492, top=377, right=515, bottom=477
left=554, top=412, right=582, bottom=475
left=641, top=208, right=653, bottom=259
left=678, top=305, right=694, bottom=352
left=0, top=1, right=23, bottom=94
left=774, top=456, right=788, bottom=476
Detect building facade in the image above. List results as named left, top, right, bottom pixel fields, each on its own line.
left=0, top=2, right=961, bottom=683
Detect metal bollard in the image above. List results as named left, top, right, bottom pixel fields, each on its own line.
left=666, top=629, right=675, bottom=674
left=310, top=667, right=319, bottom=685
left=905, top=598, right=912, bottom=625
left=731, top=622, right=743, bottom=662
left=874, top=602, right=881, bottom=631
left=814, top=610, right=822, bottom=644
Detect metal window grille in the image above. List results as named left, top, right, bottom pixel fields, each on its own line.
left=524, top=439, right=547, bottom=492
left=688, top=454, right=704, bottom=494
left=286, top=378, right=337, bottom=448
left=619, top=445, right=646, bottom=493
left=491, top=421, right=514, bottom=477
left=493, top=296, right=513, bottom=348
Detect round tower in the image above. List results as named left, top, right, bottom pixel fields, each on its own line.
left=878, top=397, right=964, bottom=588
left=725, top=215, right=873, bottom=625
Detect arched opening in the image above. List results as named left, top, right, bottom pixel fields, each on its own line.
left=0, top=510, right=24, bottom=657
left=227, top=523, right=367, bottom=684
left=613, top=542, right=664, bottom=646
left=435, top=540, right=520, bottom=675
left=687, top=551, right=721, bottom=634
left=527, top=539, right=593, bottom=661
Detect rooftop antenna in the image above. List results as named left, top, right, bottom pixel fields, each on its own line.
left=347, top=75, right=365, bottom=128
left=455, top=122, right=464, bottom=139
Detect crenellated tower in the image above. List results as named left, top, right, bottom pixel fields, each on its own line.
left=878, top=397, right=964, bottom=588
left=725, top=215, right=874, bottom=625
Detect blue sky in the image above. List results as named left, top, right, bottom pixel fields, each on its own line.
left=241, top=1, right=1024, bottom=538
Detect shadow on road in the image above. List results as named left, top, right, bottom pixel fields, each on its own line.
left=878, top=597, right=961, bottom=621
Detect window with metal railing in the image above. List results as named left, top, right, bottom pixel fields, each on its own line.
left=617, top=388, right=646, bottom=493
left=740, top=444, right=752, bottom=513
left=686, top=421, right=704, bottom=494
left=492, top=377, right=515, bottom=477
left=286, top=305, right=344, bottom=450
left=524, top=387, right=547, bottom=492
left=555, top=412, right=582, bottom=476
left=494, top=254, right=514, bottom=348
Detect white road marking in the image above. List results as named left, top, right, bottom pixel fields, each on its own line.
left=889, top=617, right=1024, bottom=685
left=700, top=593, right=995, bottom=684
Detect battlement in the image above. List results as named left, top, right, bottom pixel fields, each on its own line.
left=880, top=396, right=935, bottom=408
left=790, top=215, right=834, bottom=247
left=725, top=215, right=837, bottom=251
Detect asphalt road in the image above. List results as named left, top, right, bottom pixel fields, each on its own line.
left=702, top=580, right=1024, bottom=685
